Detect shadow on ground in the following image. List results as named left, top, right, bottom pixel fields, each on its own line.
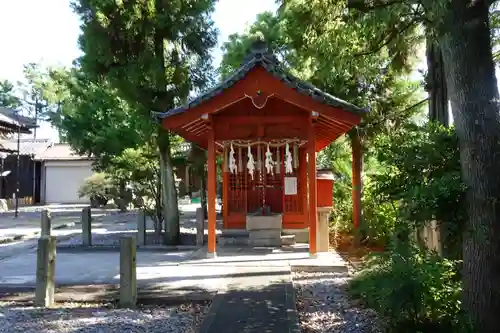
left=0, top=298, right=210, bottom=333
left=199, top=281, right=299, bottom=333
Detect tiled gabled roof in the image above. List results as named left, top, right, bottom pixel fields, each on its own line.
left=34, top=143, right=92, bottom=161
left=154, top=40, right=368, bottom=119
left=1, top=138, right=50, bottom=156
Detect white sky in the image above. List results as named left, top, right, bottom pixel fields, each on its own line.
left=0, top=0, right=278, bottom=140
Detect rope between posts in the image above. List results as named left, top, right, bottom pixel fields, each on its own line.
left=226, top=139, right=307, bottom=148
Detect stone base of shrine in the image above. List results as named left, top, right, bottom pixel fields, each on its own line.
left=281, top=207, right=333, bottom=253
left=246, top=214, right=283, bottom=247
left=282, top=229, right=309, bottom=243
left=246, top=214, right=283, bottom=230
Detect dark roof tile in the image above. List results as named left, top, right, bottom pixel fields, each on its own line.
left=154, top=43, right=368, bottom=120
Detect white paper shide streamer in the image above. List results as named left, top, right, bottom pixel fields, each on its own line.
left=247, top=145, right=255, bottom=180
left=229, top=142, right=237, bottom=174
left=285, top=143, right=293, bottom=174
left=265, top=144, right=274, bottom=175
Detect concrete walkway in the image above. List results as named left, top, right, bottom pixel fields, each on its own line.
left=187, top=246, right=344, bottom=333
left=0, top=242, right=345, bottom=285
left=199, top=263, right=299, bottom=333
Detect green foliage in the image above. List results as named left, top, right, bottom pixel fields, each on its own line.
left=107, top=143, right=159, bottom=199
left=219, top=11, right=290, bottom=78
left=345, top=122, right=468, bottom=331
left=18, top=63, right=52, bottom=122
left=105, top=142, right=164, bottom=230
left=73, top=0, right=219, bottom=243
left=349, top=241, right=465, bottom=332
left=317, top=137, right=354, bottom=230
left=373, top=122, right=465, bottom=258
left=219, top=5, right=425, bottom=247
left=78, top=172, right=112, bottom=206
left=53, top=68, right=147, bottom=170
left=0, top=80, right=21, bottom=108
left=73, top=0, right=218, bottom=111
left=360, top=174, right=398, bottom=246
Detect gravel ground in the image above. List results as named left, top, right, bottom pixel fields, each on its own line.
left=56, top=208, right=221, bottom=247
left=0, top=301, right=210, bottom=333
left=293, top=272, right=383, bottom=333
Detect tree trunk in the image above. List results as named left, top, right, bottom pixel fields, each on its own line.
left=426, top=37, right=449, bottom=126
left=425, top=37, right=461, bottom=258
left=200, top=167, right=208, bottom=219
left=190, top=145, right=208, bottom=218
left=154, top=169, right=162, bottom=235
left=158, top=128, right=180, bottom=245
left=349, top=129, right=363, bottom=242
left=117, top=180, right=128, bottom=213
left=153, top=0, right=180, bottom=245
left=439, top=1, right=500, bottom=331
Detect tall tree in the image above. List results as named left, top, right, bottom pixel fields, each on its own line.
left=439, top=2, right=500, bottom=331
left=219, top=11, right=291, bottom=78
left=72, top=0, right=218, bottom=244
left=18, top=63, right=53, bottom=138
left=348, top=0, right=500, bottom=331
left=278, top=1, right=424, bottom=235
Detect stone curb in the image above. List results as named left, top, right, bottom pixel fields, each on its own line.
left=290, top=263, right=348, bottom=273
left=285, top=281, right=302, bottom=333
left=55, top=244, right=201, bottom=253
left=0, top=222, right=76, bottom=245
left=197, top=289, right=225, bottom=333
left=0, top=283, right=217, bottom=303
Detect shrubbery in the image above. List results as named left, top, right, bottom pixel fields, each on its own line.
left=78, top=172, right=112, bottom=207
left=348, top=239, right=466, bottom=332
left=327, top=122, right=470, bottom=332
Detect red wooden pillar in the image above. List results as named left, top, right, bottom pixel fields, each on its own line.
left=222, top=145, right=229, bottom=229
left=207, top=129, right=217, bottom=257
left=308, top=125, right=318, bottom=256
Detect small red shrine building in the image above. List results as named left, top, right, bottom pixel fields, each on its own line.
left=157, top=41, right=367, bottom=257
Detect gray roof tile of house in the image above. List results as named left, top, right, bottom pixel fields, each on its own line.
left=154, top=41, right=368, bottom=119
left=0, top=138, right=51, bottom=156
left=34, top=143, right=92, bottom=161
left=0, top=107, right=38, bottom=130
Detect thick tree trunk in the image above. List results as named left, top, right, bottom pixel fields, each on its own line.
left=439, top=1, right=500, bottom=331
left=349, top=129, right=363, bottom=242
left=425, top=37, right=461, bottom=258
left=158, top=128, right=180, bottom=245
left=154, top=171, right=163, bottom=235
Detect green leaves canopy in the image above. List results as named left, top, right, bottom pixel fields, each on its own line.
left=53, top=68, right=147, bottom=170
left=73, top=0, right=218, bottom=112
left=0, top=80, right=21, bottom=109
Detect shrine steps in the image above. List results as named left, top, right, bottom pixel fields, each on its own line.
left=217, top=229, right=296, bottom=247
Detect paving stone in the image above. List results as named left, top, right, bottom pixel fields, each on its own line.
left=199, top=282, right=298, bottom=333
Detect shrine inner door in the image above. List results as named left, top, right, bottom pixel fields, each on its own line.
left=225, top=145, right=307, bottom=229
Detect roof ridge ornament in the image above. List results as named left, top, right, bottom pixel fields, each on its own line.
left=241, top=38, right=275, bottom=65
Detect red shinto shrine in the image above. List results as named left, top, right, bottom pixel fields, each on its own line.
left=158, top=42, right=366, bottom=257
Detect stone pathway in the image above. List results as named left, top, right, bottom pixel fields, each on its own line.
left=199, top=265, right=299, bottom=333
